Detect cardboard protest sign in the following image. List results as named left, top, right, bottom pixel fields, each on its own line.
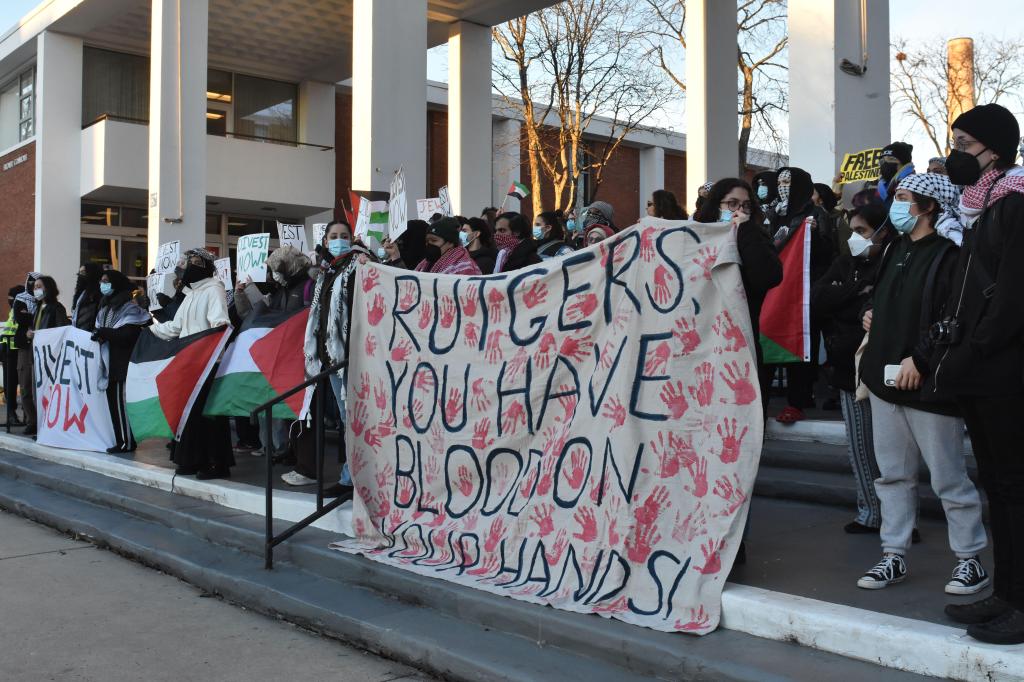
left=277, top=222, right=308, bottom=253
left=388, top=167, right=408, bottom=241
left=156, top=240, right=181, bottom=274
left=146, top=272, right=174, bottom=311
left=416, top=198, right=443, bottom=222
left=438, top=185, right=452, bottom=217
left=332, top=218, right=762, bottom=635
left=237, top=233, right=271, bottom=283
left=214, top=257, right=232, bottom=293
left=838, top=147, right=883, bottom=184
left=34, top=326, right=116, bottom=452
left=313, top=223, right=328, bottom=246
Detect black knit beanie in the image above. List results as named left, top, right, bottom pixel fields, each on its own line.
left=881, top=141, right=914, bottom=165
left=428, top=217, right=462, bottom=246
left=951, top=103, right=1021, bottom=164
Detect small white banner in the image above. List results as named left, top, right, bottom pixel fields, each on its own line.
left=237, top=233, right=271, bottom=284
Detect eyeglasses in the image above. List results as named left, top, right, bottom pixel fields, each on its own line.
left=646, top=201, right=654, bottom=207
left=949, top=136, right=978, bottom=152
left=720, top=199, right=753, bottom=211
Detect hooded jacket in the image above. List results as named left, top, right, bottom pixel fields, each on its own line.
left=150, top=277, right=230, bottom=340
left=773, top=166, right=837, bottom=284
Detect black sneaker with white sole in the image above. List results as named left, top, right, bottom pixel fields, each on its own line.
left=857, top=553, right=907, bottom=590
left=945, top=556, right=990, bottom=595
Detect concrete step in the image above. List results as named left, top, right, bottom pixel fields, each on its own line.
left=0, top=449, right=925, bottom=682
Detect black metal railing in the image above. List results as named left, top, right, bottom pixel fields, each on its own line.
left=251, top=361, right=346, bottom=569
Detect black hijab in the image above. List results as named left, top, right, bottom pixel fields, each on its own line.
left=776, top=166, right=815, bottom=222
left=398, top=220, right=429, bottom=269
left=753, top=170, right=779, bottom=205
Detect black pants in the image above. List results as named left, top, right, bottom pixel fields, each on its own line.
left=3, top=349, right=18, bottom=423
left=958, top=395, right=1024, bottom=611
left=173, top=375, right=234, bottom=473
left=233, top=416, right=262, bottom=448
left=105, top=380, right=135, bottom=451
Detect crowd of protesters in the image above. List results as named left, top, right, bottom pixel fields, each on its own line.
left=1, top=102, right=1022, bottom=645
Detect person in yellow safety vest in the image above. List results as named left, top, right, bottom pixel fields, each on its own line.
left=1, top=285, right=24, bottom=427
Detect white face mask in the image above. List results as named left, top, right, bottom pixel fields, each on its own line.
left=847, top=232, right=874, bottom=258
left=33, top=288, right=44, bottom=300
left=272, top=271, right=286, bottom=285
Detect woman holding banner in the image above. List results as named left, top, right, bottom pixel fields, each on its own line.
left=93, top=269, right=150, bottom=453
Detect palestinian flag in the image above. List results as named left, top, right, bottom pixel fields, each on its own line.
left=126, top=326, right=232, bottom=441
left=507, top=181, right=530, bottom=200
left=759, top=218, right=811, bottom=364
left=351, top=190, right=390, bottom=242
left=204, top=307, right=312, bottom=420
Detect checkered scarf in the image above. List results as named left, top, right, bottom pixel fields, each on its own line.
left=899, top=172, right=965, bottom=244
left=959, top=166, right=1024, bottom=227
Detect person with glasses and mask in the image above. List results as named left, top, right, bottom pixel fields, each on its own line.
left=929, top=103, right=1024, bottom=644
left=646, top=190, right=688, bottom=220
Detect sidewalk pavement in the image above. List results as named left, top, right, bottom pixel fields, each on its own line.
left=0, top=511, right=433, bottom=682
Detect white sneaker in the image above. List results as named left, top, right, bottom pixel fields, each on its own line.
left=281, top=470, right=316, bottom=486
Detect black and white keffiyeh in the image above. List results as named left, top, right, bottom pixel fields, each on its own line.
left=898, top=172, right=965, bottom=245
left=15, top=271, right=43, bottom=314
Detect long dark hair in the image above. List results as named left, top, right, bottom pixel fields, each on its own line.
left=537, top=211, right=565, bottom=240
left=693, top=178, right=764, bottom=226
left=498, top=212, right=533, bottom=241
left=36, top=275, right=60, bottom=303
left=651, top=190, right=688, bottom=219
left=467, top=217, right=495, bottom=249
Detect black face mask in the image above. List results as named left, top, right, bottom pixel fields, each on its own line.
left=423, top=245, right=443, bottom=265
left=181, top=263, right=208, bottom=285
left=879, top=161, right=899, bottom=181
left=946, top=148, right=988, bottom=187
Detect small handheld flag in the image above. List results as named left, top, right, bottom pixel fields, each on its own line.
left=507, top=181, right=530, bottom=200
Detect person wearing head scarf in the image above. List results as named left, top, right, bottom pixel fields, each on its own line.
left=929, top=104, right=1024, bottom=644
left=857, top=172, right=988, bottom=598
left=93, top=269, right=150, bottom=453
left=928, top=157, right=948, bottom=175
left=415, top=218, right=482, bottom=275
left=13, top=272, right=41, bottom=435
left=22, top=276, right=69, bottom=435
left=877, top=141, right=915, bottom=208
left=770, top=166, right=837, bottom=423
left=150, top=248, right=233, bottom=479
left=71, top=262, right=104, bottom=332
left=580, top=201, right=616, bottom=234
left=2, top=285, right=25, bottom=426
left=585, top=224, right=615, bottom=247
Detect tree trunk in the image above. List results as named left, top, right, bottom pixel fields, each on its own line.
left=738, top=59, right=754, bottom=174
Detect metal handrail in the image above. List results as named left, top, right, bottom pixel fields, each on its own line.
left=82, top=114, right=334, bottom=151
left=252, top=360, right=347, bottom=569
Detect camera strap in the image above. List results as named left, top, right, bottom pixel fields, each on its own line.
left=964, top=171, right=1009, bottom=300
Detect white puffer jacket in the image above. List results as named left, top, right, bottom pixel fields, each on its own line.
left=150, top=277, right=230, bottom=340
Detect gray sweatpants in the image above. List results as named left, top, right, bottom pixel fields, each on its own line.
left=868, top=392, right=986, bottom=558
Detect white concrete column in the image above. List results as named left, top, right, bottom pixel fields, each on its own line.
left=492, top=117, right=521, bottom=211
left=147, top=0, right=208, bottom=268
left=448, top=21, right=492, bottom=216
left=685, top=0, right=737, bottom=211
left=298, top=80, right=336, bottom=148
left=789, top=0, right=890, bottom=185
left=638, top=146, right=666, bottom=216
left=34, top=31, right=83, bottom=306
left=352, top=0, right=426, bottom=216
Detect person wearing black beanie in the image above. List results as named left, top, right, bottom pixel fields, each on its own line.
left=878, top=141, right=915, bottom=207
left=933, top=102, right=1024, bottom=645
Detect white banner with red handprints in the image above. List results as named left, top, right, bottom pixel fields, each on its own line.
left=330, top=217, right=763, bottom=634
left=33, top=325, right=116, bottom=452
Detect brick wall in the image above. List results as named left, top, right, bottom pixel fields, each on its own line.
left=427, top=110, right=447, bottom=198
left=589, top=144, right=640, bottom=227
left=334, top=93, right=352, bottom=220
left=0, top=142, right=35, bottom=308
left=665, top=152, right=687, bottom=212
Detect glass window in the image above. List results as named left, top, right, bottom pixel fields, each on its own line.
left=226, top=216, right=264, bottom=238
left=81, top=237, right=117, bottom=270
left=81, top=203, right=121, bottom=226
left=120, top=206, right=147, bottom=228
left=206, top=214, right=222, bottom=236
left=122, top=240, right=149, bottom=280
left=207, top=69, right=232, bottom=103
left=207, top=108, right=227, bottom=136
left=82, top=47, right=150, bottom=125
left=233, top=74, right=297, bottom=142
left=17, top=69, right=33, bottom=140
left=0, top=80, right=18, bottom=149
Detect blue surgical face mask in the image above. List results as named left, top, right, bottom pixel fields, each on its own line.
left=460, top=231, right=471, bottom=247
left=532, top=225, right=544, bottom=240
left=327, top=238, right=351, bottom=258
left=888, top=201, right=918, bottom=234
left=99, top=282, right=113, bottom=296
left=566, top=219, right=576, bottom=232
left=757, top=185, right=768, bottom=201
left=719, top=209, right=734, bottom=223
left=376, top=247, right=387, bottom=260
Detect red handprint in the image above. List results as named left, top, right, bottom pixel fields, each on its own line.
left=673, top=316, right=701, bottom=356
left=712, top=473, right=748, bottom=516
left=648, top=432, right=683, bottom=479
left=391, top=340, right=413, bottom=362
left=563, top=448, right=588, bottom=490
left=374, top=463, right=394, bottom=491
left=559, top=334, right=592, bottom=363
left=349, top=448, right=367, bottom=479
left=672, top=504, right=708, bottom=543
left=589, top=474, right=610, bottom=505
left=374, top=380, right=388, bottom=411
left=363, top=427, right=383, bottom=448
left=472, top=419, right=494, bottom=450
left=439, top=296, right=457, bottom=329
left=652, top=265, right=674, bottom=305
left=456, top=465, right=475, bottom=497
left=485, top=330, right=506, bottom=363
left=625, top=522, right=662, bottom=564
left=530, top=503, right=555, bottom=537
left=602, top=396, right=627, bottom=430
left=445, top=389, right=463, bottom=422
left=675, top=605, right=710, bottom=632
left=484, top=518, right=506, bottom=553
left=690, top=245, right=718, bottom=282
left=402, top=399, right=424, bottom=428
left=573, top=507, right=598, bottom=542
left=695, top=538, right=725, bottom=575
left=398, top=285, right=417, bottom=311
left=659, top=381, right=689, bottom=420
left=389, top=508, right=404, bottom=532
left=506, top=347, right=530, bottom=381
left=546, top=529, right=569, bottom=563
left=644, top=341, right=672, bottom=375
left=465, top=321, right=480, bottom=348
left=669, top=432, right=698, bottom=471
left=356, top=372, right=370, bottom=400
left=428, top=422, right=445, bottom=454
left=592, top=596, right=629, bottom=615
left=364, top=334, right=378, bottom=357
left=414, top=369, right=435, bottom=392
left=374, top=488, right=391, bottom=519
left=397, top=477, right=415, bottom=506
left=684, top=456, right=709, bottom=498
left=350, top=401, right=369, bottom=436
left=362, top=268, right=380, bottom=292
left=720, top=361, right=756, bottom=406
left=425, top=504, right=447, bottom=529
left=634, top=485, right=671, bottom=526
left=557, top=385, right=578, bottom=423
left=460, top=286, right=478, bottom=317
left=712, top=310, right=747, bottom=352
left=353, top=517, right=366, bottom=537
left=519, top=466, right=538, bottom=499
left=471, top=378, right=492, bottom=412
left=467, top=554, right=500, bottom=577
left=522, top=281, right=548, bottom=309
left=487, top=288, right=505, bottom=322
left=464, top=511, right=480, bottom=531
left=567, top=292, right=600, bottom=321
left=367, top=293, right=386, bottom=326
left=606, top=497, right=623, bottom=546
left=418, top=304, right=433, bottom=330
left=639, top=226, right=657, bottom=262
left=716, top=418, right=749, bottom=464
left=688, top=361, right=715, bottom=407
left=534, top=332, right=557, bottom=370
left=536, top=451, right=559, bottom=496
left=423, top=456, right=442, bottom=485
left=501, top=400, right=527, bottom=434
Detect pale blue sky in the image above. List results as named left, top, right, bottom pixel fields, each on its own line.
left=2, top=0, right=1021, bottom=166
